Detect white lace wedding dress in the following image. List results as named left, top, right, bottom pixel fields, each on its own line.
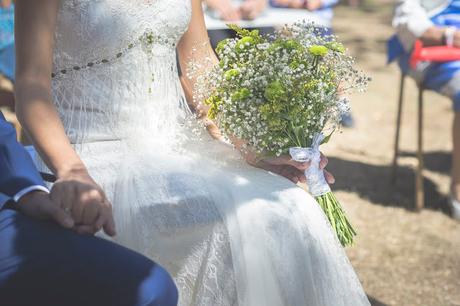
left=37, top=1, right=370, bottom=305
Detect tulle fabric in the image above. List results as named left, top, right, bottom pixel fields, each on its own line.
left=36, top=1, right=370, bottom=305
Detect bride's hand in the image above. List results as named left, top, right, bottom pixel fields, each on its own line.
left=203, top=118, right=225, bottom=141
left=200, top=116, right=335, bottom=185
left=194, top=102, right=224, bottom=140
left=242, top=147, right=335, bottom=185
left=50, top=166, right=116, bottom=236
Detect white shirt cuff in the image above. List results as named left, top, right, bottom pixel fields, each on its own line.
left=13, top=185, right=50, bottom=203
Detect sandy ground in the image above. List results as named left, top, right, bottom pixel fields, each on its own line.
left=329, top=2, right=460, bottom=305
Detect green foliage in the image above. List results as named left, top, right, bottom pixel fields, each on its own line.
left=264, top=80, right=286, bottom=102
left=325, top=41, right=345, bottom=53
left=216, top=38, right=230, bottom=56
left=224, top=68, right=240, bottom=81
left=227, top=24, right=260, bottom=39
left=231, top=88, right=250, bottom=101
left=204, top=95, right=221, bottom=120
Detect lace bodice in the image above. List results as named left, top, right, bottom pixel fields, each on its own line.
left=52, top=0, right=192, bottom=145
left=54, top=0, right=191, bottom=71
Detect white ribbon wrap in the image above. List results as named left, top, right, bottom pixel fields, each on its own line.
left=289, top=133, right=331, bottom=197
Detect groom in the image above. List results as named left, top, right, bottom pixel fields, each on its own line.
left=0, top=112, right=178, bottom=306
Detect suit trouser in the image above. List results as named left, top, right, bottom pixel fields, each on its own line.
left=0, top=208, right=178, bottom=306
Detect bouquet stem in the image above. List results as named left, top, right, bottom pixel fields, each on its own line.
left=315, top=192, right=356, bottom=247
left=290, top=134, right=357, bottom=247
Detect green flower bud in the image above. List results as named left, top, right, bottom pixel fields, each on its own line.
left=224, top=68, right=240, bottom=81
left=309, top=45, right=328, bottom=56
left=250, top=29, right=259, bottom=37
left=236, top=36, right=255, bottom=50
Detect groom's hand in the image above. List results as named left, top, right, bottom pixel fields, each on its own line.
left=18, top=191, right=75, bottom=229
left=51, top=168, right=116, bottom=237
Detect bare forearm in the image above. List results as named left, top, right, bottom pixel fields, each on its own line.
left=420, top=26, right=445, bottom=46
left=178, top=0, right=219, bottom=113
left=15, top=0, right=85, bottom=177
left=15, top=81, right=84, bottom=176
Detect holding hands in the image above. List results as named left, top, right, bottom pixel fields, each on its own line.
left=19, top=167, right=116, bottom=237
left=18, top=190, right=75, bottom=229
left=51, top=167, right=116, bottom=236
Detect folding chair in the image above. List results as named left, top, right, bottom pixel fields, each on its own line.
left=390, top=40, right=460, bottom=210
left=391, top=73, right=425, bottom=210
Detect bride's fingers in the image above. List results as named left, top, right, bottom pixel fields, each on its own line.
left=74, top=224, right=98, bottom=235
left=103, top=217, right=116, bottom=237
left=206, top=123, right=224, bottom=140
left=324, top=169, right=335, bottom=184
left=101, top=200, right=116, bottom=237
left=82, top=203, right=99, bottom=226
left=276, top=165, right=306, bottom=184
left=320, top=153, right=328, bottom=169
left=264, top=155, right=310, bottom=171
left=297, top=169, right=307, bottom=183
left=254, top=160, right=306, bottom=184
left=280, top=167, right=299, bottom=183
left=293, top=168, right=306, bottom=184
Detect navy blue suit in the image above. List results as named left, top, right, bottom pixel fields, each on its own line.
left=0, top=113, right=178, bottom=306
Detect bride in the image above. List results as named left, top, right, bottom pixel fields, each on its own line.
left=14, top=0, right=369, bottom=305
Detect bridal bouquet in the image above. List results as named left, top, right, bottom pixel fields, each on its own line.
left=190, top=22, right=369, bottom=246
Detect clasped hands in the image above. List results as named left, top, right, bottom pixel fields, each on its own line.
left=18, top=167, right=116, bottom=236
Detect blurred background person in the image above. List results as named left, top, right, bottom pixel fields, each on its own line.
left=390, top=0, right=460, bottom=219
left=204, top=0, right=270, bottom=51
left=0, top=0, right=14, bottom=110
left=270, top=0, right=337, bottom=30
left=205, top=0, right=268, bottom=21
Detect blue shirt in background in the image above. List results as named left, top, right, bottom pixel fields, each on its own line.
left=0, top=3, right=14, bottom=81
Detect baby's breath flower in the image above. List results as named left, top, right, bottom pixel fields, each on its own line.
left=188, top=22, right=369, bottom=155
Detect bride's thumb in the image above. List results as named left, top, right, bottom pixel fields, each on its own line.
left=103, top=214, right=117, bottom=237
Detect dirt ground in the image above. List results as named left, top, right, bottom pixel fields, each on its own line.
left=329, top=2, right=460, bottom=305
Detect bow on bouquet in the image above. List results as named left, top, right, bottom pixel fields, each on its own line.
left=190, top=22, right=369, bottom=246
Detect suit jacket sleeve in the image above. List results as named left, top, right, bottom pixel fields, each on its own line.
left=0, top=113, right=46, bottom=204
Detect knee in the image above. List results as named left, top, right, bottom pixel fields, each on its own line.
left=141, top=265, right=178, bottom=306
